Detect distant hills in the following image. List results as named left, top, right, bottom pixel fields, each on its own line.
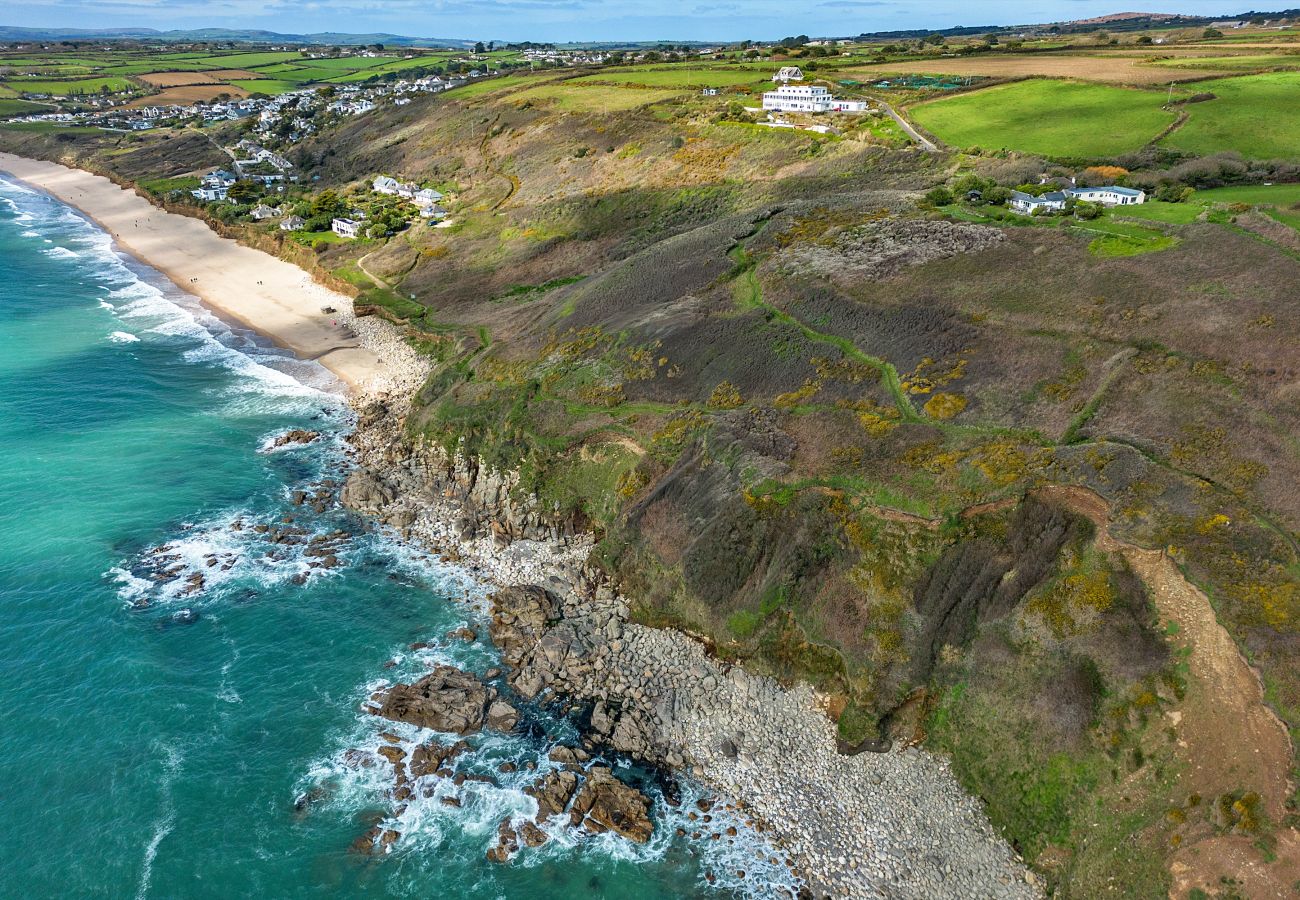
left=0, top=26, right=475, bottom=48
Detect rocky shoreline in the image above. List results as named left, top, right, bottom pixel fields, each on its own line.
left=339, top=390, right=1041, bottom=899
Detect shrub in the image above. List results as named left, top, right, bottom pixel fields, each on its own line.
left=924, top=186, right=954, bottom=207
left=708, top=380, right=743, bottom=409
left=923, top=392, right=968, bottom=419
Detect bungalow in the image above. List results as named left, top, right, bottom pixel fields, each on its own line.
left=702, top=87, right=719, bottom=97
left=419, top=203, right=448, bottom=221
left=280, top=215, right=306, bottom=231
left=1065, top=185, right=1146, bottom=207
left=331, top=217, right=363, bottom=238
left=1009, top=190, right=1068, bottom=214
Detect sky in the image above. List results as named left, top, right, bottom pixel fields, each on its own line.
left=4, top=0, right=1249, bottom=42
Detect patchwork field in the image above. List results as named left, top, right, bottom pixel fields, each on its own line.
left=910, top=79, right=1174, bottom=158
left=0, top=47, right=490, bottom=108
left=840, top=53, right=1222, bottom=85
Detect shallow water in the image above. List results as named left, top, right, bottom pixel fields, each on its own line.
left=0, top=178, right=797, bottom=899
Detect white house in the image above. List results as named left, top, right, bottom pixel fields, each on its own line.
left=773, top=66, right=804, bottom=83
left=763, top=84, right=835, bottom=112
left=413, top=187, right=443, bottom=205
left=1065, top=186, right=1146, bottom=207
left=419, top=203, right=448, bottom=221
left=191, top=185, right=229, bottom=202
left=331, top=217, right=363, bottom=238
left=250, top=204, right=281, bottom=220
left=280, top=215, right=306, bottom=231
left=1009, top=190, right=1068, bottom=214
left=373, top=175, right=401, bottom=194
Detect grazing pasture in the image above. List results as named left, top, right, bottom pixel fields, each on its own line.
left=1162, top=73, right=1300, bottom=161
left=512, top=83, right=689, bottom=112
left=13, top=76, right=136, bottom=96
left=910, top=79, right=1174, bottom=158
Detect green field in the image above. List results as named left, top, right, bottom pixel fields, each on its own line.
left=910, top=79, right=1174, bottom=159
left=1149, top=54, right=1300, bottom=71
left=512, top=83, right=687, bottom=112
left=571, top=66, right=769, bottom=89
left=189, top=51, right=304, bottom=68
left=0, top=98, right=54, bottom=116
left=1108, top=200, right=1204, bottom=224
left=228, top=79, right=307, bottom=96
left=1162, top=73, right=1300, bottom=161
left=10, top=76, right=136, bottom=96
left=1194, top=183, right=1300, bottom=206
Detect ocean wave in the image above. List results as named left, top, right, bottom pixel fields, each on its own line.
left=109, top=331, right=140, bottom=344
left=21, top=229, right=39, bottom=237
left=43, top=245, right=80, bottom=259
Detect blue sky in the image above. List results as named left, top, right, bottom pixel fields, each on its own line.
left=7, top=0, right=1245, bottom=41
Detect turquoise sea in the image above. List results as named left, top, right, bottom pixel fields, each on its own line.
left=0, top=177, right=796, bottom=899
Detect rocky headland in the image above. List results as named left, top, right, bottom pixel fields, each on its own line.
left=340, top=393, right=1040, bottom=899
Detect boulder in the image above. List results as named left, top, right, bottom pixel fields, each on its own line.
left=485, top=699, right=520, bottom=733
left=525, top=768, right=578, bottom=821
left=485, top=818, right=519, bottom=863
left=340, top=468, right=396, bottom=515
left=408, top=739, right=467, bottom=777
left=568, top=767, right=654, bottom=844
left=519, top=820, right=549, bottom=848
left=271, top=429, right=320, bottom=449
left=376, top=666, right=497, bottom=735
left=488, top=585, right=560, bottom=670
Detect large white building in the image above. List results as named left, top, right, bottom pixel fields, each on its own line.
left=1065, top=186, right=1146, bottom=206
left=761, top=83, right=868, bottom=113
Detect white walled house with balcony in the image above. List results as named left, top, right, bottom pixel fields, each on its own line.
left=761, top=83, right=868, bottom=113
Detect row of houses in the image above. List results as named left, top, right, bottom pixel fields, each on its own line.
left=372, top=175, right=448, bottom=220
left=1008, top=185, right=1146, bottom=213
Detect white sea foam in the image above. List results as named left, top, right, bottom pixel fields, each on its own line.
left=21, top=229, right=39, bottom=237
left=43, top=245, right=79, bottom=259
left=135, top=743, right=184, bottom=900
left=109, top=331, right=140, bottom=344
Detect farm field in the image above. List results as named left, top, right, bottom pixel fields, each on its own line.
left=571, top=66, right=770, bottom=88
left=910, top=79, right=1174, bottom=158
left=1194, top=183, right=1300, bottom=205
left=512, top=82, right=687, bottom=112
left=1148, top=53, right=1300, bottom=70
left=1162, top=73, right=1300, bottom=161
left=228, top=79, right=306, bottom=96
left=838, top=53, right=1222, bottom=85
left=122, top=85, right=249, bottom=107
left=14, top=76, right=136, bottom=96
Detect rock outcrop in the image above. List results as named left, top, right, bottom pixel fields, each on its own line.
left=568, top=766, right=654, bottom=843
left=376, top=665, right=516, bottom=736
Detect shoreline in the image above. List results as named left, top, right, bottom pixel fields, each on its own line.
left=0, top=152, right=424, bottom=395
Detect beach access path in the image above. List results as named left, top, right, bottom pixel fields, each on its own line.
left=0, top=152, right=386, bottom=391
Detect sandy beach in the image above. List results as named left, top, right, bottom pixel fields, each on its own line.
left=0, top=152, right=391, bottom=391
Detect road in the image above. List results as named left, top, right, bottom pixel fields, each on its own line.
left=874, top=99, right=939, bottom=153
